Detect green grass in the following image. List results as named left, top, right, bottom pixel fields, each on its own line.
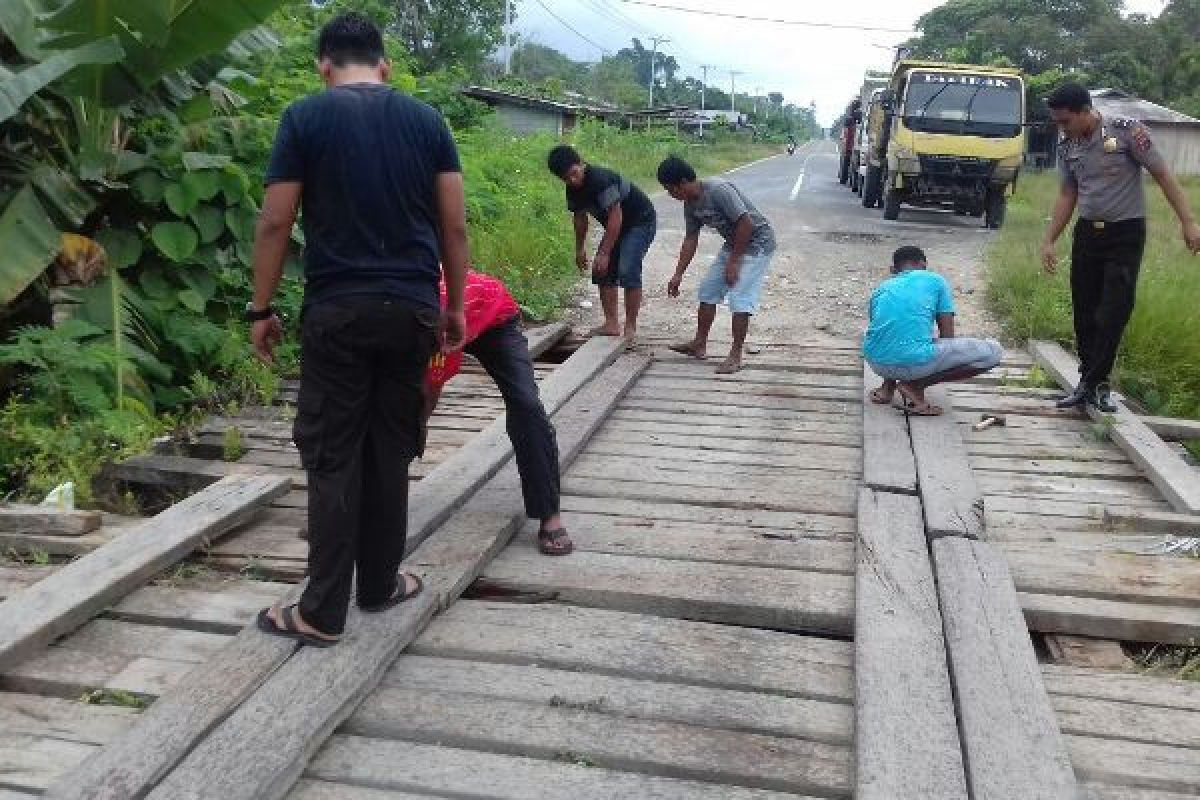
left=986, top=171, right=1200, bottom=455
left=461, top=119, right=778, bottom=320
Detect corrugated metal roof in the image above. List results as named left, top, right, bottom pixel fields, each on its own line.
left=1090, top=89, right=1200, bottom=127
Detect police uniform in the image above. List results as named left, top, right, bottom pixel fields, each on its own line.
left=1058, top=116, right=1165, bottom=392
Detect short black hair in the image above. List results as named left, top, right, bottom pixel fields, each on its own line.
left=546, top=144, right=581, bottom=177
left=317, top=12, right=385, bottom=67
left=1045, top=83, right=1092, bottom=113
left=657, top=155, right=696, bottom=186
left=892, top=246, right=927, bottom=269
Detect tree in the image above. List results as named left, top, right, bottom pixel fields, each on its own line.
left=393, top=0, right=504, bottom=75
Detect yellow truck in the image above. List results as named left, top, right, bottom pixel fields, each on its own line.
left=860, top=60, right=1026, bottom=228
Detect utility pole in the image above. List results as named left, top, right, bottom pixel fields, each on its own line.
left=729, top=69, right=743, bottom=115
left=699, top=63, right=715, bottom=110
left=648, top=36, right=670, bottom=107
left=753, top=86, right=762, bottom=116
left=503, top=0, right=513, bottom=75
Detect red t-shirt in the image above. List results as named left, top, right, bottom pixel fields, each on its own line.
left=426, top=269, right=521, bottom=387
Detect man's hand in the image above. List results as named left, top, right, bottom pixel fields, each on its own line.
left=592, top=251, right=610, bottom=277
left=724, top=257, right=742, bottom=287
left=575, top=249, right=588, bottom=272
left=251, top=315, right=283, bottom=364
left=440, top=309, right=467, bottom=353
left=667, top=272, right=683, bottom=298
left=1041, top=241, right=1058, bottom=274
left=1183, top=220, right=1200, bottom=254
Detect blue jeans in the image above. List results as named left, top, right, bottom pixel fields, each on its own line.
left=594, top=220, right=656, bottom=289
left=698, top=247, right=774, bottom=314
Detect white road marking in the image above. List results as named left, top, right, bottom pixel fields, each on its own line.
left=790, top=174, right=805, bottom=200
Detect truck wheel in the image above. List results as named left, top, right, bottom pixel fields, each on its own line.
left=838, top=152, right=851, bottom=185
left=862, top=166, right=882, bottom=208
left=883, top=188, right=901, bottom=221
left=985, top=191, right=1007, bottom=229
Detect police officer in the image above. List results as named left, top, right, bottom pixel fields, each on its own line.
left=1040, top=83, right=1200, bottom=412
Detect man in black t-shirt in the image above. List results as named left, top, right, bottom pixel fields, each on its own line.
left=248, top=13, right=468, bottom=647
left=547, top=145, right=657, bottom=346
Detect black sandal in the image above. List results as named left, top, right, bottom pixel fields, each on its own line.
left=359, top=571, right=424, bottom=613
left=256, top=604, right=340, bottom=648
left=537, top=528, right=574, bottom=556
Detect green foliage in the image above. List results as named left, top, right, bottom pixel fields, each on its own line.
left=80, top=688, right=149, bottom=710
left=222, top=426, right=246, bottom=461
left=986, top=171, right=1200, bottom=442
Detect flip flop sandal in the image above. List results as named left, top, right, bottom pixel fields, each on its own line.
left=538, top=528, right=574, bottom=556
left=359, top=571, right=424, bottom=613
left=869, top=389, right=893, bottom=405
left=895, top=395, right=944, bottom=416
left=256, top=604, right=339, bottom=648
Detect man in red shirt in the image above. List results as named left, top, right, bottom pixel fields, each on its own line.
left=424, top=269, right=573, bottom=555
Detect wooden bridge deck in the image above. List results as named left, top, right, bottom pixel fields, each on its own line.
left=1, top=338, right=1198, bottom=798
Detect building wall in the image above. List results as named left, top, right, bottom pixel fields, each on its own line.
left=493, top=105, right=564, bottom=137
left=1150, top=125, right=1200, bottom=176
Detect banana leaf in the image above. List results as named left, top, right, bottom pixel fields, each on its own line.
left=0, top=186, right=60, bottom=305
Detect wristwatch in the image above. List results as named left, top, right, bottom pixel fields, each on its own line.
left=244, top=302, right=275, bottom=322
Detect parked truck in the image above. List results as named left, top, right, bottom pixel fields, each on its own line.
left=840, top=71, right=889, bottom=190
left=860, top=60, right=1026, bottom=228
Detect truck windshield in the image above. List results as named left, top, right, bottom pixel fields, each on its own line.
left=903, top=72, right=1022, bottom=138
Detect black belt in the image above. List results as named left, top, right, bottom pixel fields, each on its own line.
left=1078, top=217, right=1145, bottom=232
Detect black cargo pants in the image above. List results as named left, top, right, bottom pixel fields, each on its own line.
left=466, top=317, right=561, bottom=521
left=293, top=295, right=438, bottom=635
left=1070, top=217, right=1146, bottom=389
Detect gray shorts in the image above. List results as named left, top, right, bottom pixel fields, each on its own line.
left=869, top=337, right=1004, bottom=382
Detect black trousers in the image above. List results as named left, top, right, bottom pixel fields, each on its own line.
left=465, top=318, right=561, bottom=521
left=1070, top=218, right=1146, bottom=388
left=293, top=295, right=438, bottom=635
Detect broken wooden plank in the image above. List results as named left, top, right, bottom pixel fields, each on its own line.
left=53, top=354, right=648, bottom=800
left=1019, top=592, right=1200, bottom=645
left=522, top=321, right=569, bottom=358
left=909, top=386, right=984, bottom=540
left=861, top=363, right=918, bottom=495
left=1044, top=635, right=1134, bottom=670
left=0, top=505, right=101, bottom=536
left=0, top=474, right=289, bottom=674
left=1140, top=415, right=1200, bottom=442
left=1031, top=340, right=1200, bottom=514
left=854, top=489, right=968, bottom=800
left=932, top=536, right=1079, bottom=800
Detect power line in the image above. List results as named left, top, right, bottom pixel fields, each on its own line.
left=534, top=0, right=613, bottom=55
left=613, top=0, right=914, bottom=34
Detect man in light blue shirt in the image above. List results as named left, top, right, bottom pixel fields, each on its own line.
left=864, top=246, right=1003, bottom=415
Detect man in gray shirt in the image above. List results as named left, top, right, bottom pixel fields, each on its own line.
left=1041, top=83, right=1200, bottom=412
left=658, top=156, right=776, bottom=373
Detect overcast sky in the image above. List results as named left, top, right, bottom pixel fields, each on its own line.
left=511, top=0, right=1169, bottom=125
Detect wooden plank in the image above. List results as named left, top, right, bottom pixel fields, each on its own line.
left=414, top=600, right=854, bottom=703
left=0, top=475, right=288, bottom=674
left=1001, top=545, right=1200, bottom=605
left=1067, top=735, right=1200, bottom=795
left=343, top=687, right=851, bottom=795
left=1085, top=788, right=1199, bottom=800
left=1141, top=415, right=1200, bottom=441
left=479, top=548, right=855, bottom=635
left=1020, top=592, right=1200, bottom=645
left=562, top=476, right=858, bottom=516
left=0, top=692, right=138, bottom=744
left=2, top=646, right=194, bottom=699
left=404, top=335, right=624, bottom=553
left=569, top=456, right=859, bottom=490
left=288, top=781, right=443, bottom=800
left=304, top=736, right=824, bottom=800
left=1052, top=693, right=1200, bottom=750
left=0, top=735, right=96, bottom=793
left=861, top=363, right=918, bottom=494
left=381, top=655, right=852, bottom=744
left=854, top=489, right=967, bottom=800
left=909, top=386, right=985, bottom=540
left=1042, top=665, right=1200, bottom=713
left=1031, top=340, right=1200, bottom=514
left=1044, top=634, right=1134, bottom=670
left=578, top=440, right=861, bottom=471
left=0, top=505, right=101, bottom=536
left=590, top=427, right=861, bottom=459
left=59, top=355, right=647, bottom=800
left=0, top=565, right=55, bottom=600
left=932, top=537, right=1079, bottom=799
left=523, top=321, right=569, bottom=358
left=1102, top=507, right=1200, bottom=534
left=0, top=529, right=116, bottom=557
left=108, top=582, right=290, bottom=633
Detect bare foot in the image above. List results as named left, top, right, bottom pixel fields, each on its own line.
left=623, top=332, right=640, bottom=352
left=715, top=357, right=742, bottom=374
left=588, top=324, right=621, bottom=337
left=869, top=380, right=897, bottom=405
left=668, top=341, right=707, bottom=359
left=895, top=383, right=943, bottom=416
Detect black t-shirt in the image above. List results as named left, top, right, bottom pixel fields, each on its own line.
left=566, top=165, right=656, bottom=234
left=266, top=84, right=461, bottom=310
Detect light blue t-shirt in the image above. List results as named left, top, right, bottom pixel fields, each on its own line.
left=862, top=269, right=956, bottom=366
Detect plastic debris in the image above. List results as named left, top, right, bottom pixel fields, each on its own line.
left=40, top=482, right=75, bottom=511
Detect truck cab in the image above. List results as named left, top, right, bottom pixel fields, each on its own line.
left=862, top=61, right=1026, bottom=228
